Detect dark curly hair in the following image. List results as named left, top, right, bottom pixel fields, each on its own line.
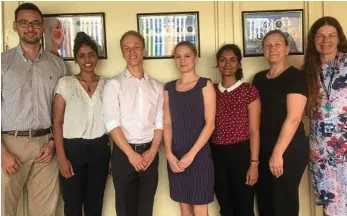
left=73, top=32, right=98, bottom=59
left=216, top=44, right=243, bottom=80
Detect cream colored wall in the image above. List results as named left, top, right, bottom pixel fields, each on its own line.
left=323, top=1, right=347, bottom=28
left=2, top=1, right=347, bottom=216
left=2, top=1, right=20, bottom=51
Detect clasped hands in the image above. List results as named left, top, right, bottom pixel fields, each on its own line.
left=2, top=141, right=55, bottom=176
left=166, top=152, right=195, bottom=173
left=128, top=148, right=157, bottom=172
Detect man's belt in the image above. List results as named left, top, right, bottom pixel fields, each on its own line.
left=129, top=141, right=152, bottom=152
left=2, top=128, right=52, bottom=137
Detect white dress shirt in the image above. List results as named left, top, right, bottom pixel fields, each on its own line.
left=103, top=68, right=164, bottom=144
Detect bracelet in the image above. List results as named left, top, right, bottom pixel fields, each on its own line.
left=250, top=160, right=259, bottom=164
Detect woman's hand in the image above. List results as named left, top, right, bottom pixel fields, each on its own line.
left=269, top=153, right=284, bottom=178
left=245, top=163, right=259, bottom=186
left=177, top=152, right=196, bottom=170
left=58, top=156, right=74, bottom=178
left=166, top=152, right=184, bottom=173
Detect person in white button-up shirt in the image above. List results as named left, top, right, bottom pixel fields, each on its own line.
left=103, top=30, right=164, bottom=216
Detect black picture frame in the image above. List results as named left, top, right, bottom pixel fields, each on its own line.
left=241, top=9, right=304, bottom=57
left=43, top=12, right=107, bottom=61
left=137, top=11, right=200, bottom=59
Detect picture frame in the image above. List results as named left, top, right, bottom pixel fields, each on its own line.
left=241, top=9, right=304, bottom=57
left=43, top=12, right=107, bottom=60
left=137, top=11, right=200, bottom=59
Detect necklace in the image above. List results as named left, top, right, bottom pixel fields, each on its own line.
left=77, top=74, right=95, bottom=93
left=319, top=52, right=339, bottom=112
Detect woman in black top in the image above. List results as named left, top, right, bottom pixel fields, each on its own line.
left=252, top=30, right=309, bottom=216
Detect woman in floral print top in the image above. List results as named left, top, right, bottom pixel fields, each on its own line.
left=303, top=16, right=347, bottom=216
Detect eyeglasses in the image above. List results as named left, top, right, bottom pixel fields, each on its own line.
left=16, top=20, right=42, bottom=29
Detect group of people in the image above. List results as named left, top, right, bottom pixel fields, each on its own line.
left=1, top=3, right=346, bottom=216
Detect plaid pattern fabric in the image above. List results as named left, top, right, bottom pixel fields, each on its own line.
left=1, top=45, right=67, bottom=131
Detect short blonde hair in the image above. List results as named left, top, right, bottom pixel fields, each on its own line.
left=119, top=30, right=145, bottom=50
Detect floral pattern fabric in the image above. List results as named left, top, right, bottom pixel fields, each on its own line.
left=309, top=53, right=347, bottom=216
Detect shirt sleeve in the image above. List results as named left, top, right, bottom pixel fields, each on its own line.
left=164, top=81, right=170, bottom=91
left=246, top=84, right=260, bottom=104
left=103, top=79, right=121, bottom=133
left=61, top=61, right=68, bottom=77
left=54, top=77, right=66, bottom=99
left=56, top=56, right=68, bottom=77
left=154, top=83, right=164, bottom=130
left=286, top=68, right=308, bottom=97
left=252, top=73, right=260, bottom=89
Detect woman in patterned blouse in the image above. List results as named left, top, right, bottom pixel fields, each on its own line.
left=303, top=16, right=347, bottom=216
left=210, top=44, right=261, bottom=216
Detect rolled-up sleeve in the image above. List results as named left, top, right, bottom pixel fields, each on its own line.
left=103, top=79, right=121, bottom=133
left=154, top=83, right=164, bottom=130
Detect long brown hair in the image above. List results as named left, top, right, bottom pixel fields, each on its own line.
left=302, top=16, right=347, bottom=115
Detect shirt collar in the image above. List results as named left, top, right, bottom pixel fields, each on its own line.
left=218, top=80, right=243, bottom=93
left=16, top=44, right=43, bottom=62
left=123, top=68, right=150, bottom=81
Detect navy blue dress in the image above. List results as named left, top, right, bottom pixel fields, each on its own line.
left=164, top=77, right=214, bottom=205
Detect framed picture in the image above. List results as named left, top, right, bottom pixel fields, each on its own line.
left=43, top=12, right=107, bottom=60
left=241, top=9, right=304, bottom=57
left=137, top=11, right=200, bottom=59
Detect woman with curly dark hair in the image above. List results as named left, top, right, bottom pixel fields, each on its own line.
left=303, top=16, right=347, bottom=216
left=53, top=32, right=111, bottom=216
